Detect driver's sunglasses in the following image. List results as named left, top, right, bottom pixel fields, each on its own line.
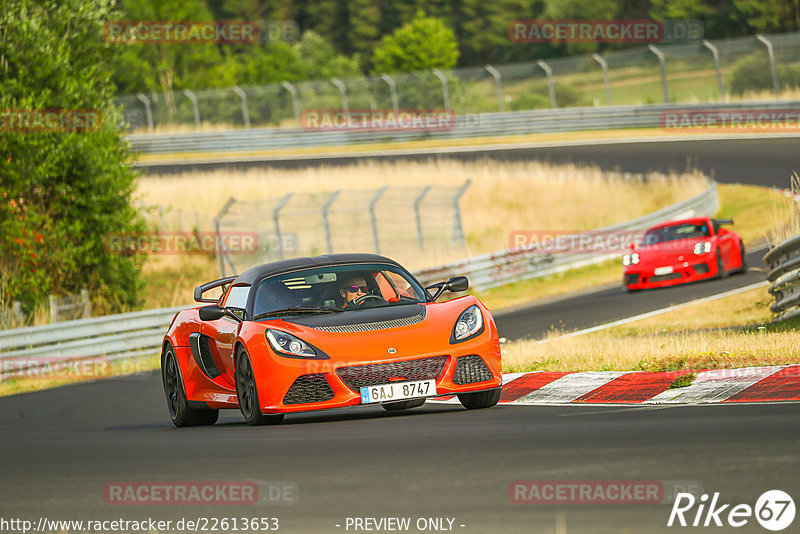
left=346, top=285, right=369, bottom=293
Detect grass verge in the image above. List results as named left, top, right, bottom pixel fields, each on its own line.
left=0, top=354, right=159, bottom=398
left=502, top=286, right=800, bottom=373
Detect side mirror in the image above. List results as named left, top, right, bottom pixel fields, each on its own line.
left=629, top=242, right=636, bottom=250
left=445, top=276, right=469, bottom=292
left=426, top=276, right=470, bottom=302
left=199, top=305, right=226, bottom=321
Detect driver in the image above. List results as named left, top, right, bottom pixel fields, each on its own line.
left=339, top=276, right=370, bottom=309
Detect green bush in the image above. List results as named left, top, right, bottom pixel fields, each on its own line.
left=509, top=82, right=587, bottom=110
left=1, top=0, right=145, bottom=319
left=729, top=53, right=800, bottom=95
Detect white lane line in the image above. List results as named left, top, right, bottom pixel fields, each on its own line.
left=537, top=281, right=769, bottom=344
left=515, top=371, right=628, bottom=404
left=643, top=365, right=788, bottom=404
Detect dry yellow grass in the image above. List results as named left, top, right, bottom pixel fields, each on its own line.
left=136, top=159, right=707, bottom=260
left=501, top=286, right=800, bottom=373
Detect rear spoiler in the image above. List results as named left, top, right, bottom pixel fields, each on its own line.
left=194, top=275, right=237, bottom=303
left=711, top=218, right=734, bottom=233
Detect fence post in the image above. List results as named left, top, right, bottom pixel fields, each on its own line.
left=322, top=190, right=341, bottom=254
left=49, top=295, right=58, bottom=323
left=12, top=301, right=23, bottom=325
left=591, top=53, right=612, bottom=106
left=183, top=89, right=201, bottom=128
left=214, top=197, right=237, bottom=276
left=232, top=86, right=251, bottom=128
left=536, top=60, right=557, bottom=109
left=331, top=78, right=349, bottom=116
left=452, top=180, right=471, bottom=249
left=414, top=186, right=432, bottom=252
left=135, top=93, right=154, bottom=132
left=369, top=186, right=388, bottom=254
left=702, top=40, right=724, bottom=101
left=756, top=34, right=779, bottom=98
left=281, top=81, right=301, bottom=124
left=380, top=74, right=399, bottom=113
left=484, top=65, right=504, bottom=112
left=273, top=193, right=294, bottom=260
left=432, top=69, right=451, bottom=110
left=648, top=44, right=669, bottom=103
left=80, top=288, right=91, bottom=318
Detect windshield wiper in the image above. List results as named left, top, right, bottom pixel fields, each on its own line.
left=253, top=306, right=343, bottom=320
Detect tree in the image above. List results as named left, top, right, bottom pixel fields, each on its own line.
left=0, top=0, right=144, bottom=316
left=371, top=11, right=460, bottom=74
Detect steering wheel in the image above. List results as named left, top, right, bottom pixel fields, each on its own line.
left=352, top=294, right=386, bottom=308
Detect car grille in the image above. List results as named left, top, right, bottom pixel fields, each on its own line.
left=336, top=355, right=448, bottom=392
left=282, top=374, right=335, bottom=405
left=693, top=263, right=710, bottom=274
left=313, top=312, right=425, bottom=333
left=452, top=355, right=493, bottom=385
left=649, top=273, right=683, bottom=283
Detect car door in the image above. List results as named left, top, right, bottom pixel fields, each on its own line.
left=200, top=284, right=249, bottom=386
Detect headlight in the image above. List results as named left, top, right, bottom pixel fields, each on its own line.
left=694, top=241, right=712, bottom=255
left=266, top=330, right=319, bottom=358
left=451, top=304, right=484, bottom=343
left=623, top=253, right=640, bottom=266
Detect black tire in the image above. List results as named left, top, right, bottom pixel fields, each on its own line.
left=457, top=388, right=502, bottom=410
left=162, top=345, right=219, bottom=427
left=737, top=240, right=747, bottom=273
left=235, top=348, right=284, bottom=426
left=382, top=398, right=426, bottom=411
left=715, top=252, right=727, bottom=278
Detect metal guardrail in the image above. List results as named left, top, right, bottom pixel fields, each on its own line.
left=764, top=234, right=800, bottom=321
left=0, top=183, right=717, bottom=374
left=0, top=306, right=184, bottom=378
left=129, top=101, right=800, bottom=156
left=414, top=181, right=719, bottom=290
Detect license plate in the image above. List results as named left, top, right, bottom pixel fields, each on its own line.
left=360, top=379, right=436, bottom=404
left=654, top=266, right=674, bottom=275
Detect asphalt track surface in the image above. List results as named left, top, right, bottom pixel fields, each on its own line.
left=5, top=138, right=800, bottom=533
left=2, top=375, right=799, bottom=534
left=494, top=247, right=769, bottom=341
left=140, top=137, right=800, bottom=188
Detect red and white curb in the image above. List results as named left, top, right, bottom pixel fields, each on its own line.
left=433, top=365, right=800, bottom=405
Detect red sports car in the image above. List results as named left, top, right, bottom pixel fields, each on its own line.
left=623, top=217, right=746, bottom=291
left=161, top=253, right=503, bottom=427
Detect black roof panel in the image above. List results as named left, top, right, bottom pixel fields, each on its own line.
left=232, top=253, right=404, bottom=285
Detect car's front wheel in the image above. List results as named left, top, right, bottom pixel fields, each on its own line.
left=382, top=398, right=426, bottom=411
left=235, top=348, right=284, bottom=426
left=457, top=388, right=502, bottom=409
left=162, top=345, right=219, bottom=427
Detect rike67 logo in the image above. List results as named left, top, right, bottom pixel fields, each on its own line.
left=668, top=490, right=795, bottom=531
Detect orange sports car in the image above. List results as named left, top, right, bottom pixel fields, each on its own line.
left=161, top=253, right=502, bottom=426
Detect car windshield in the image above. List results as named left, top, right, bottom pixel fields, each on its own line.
left=252, top=263, right=427, bottom=319
left=642, top=222, right=710, bottom=246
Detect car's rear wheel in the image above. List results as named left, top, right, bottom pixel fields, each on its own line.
left=162, top=345, right=219, bottom=427
left=457, top=388, right=502, bottom=409
left=382, top=398, right=426, bottom=411
left=715, top=252, right=727, bottom=278
left=736, top=240, right=747, bottom=273
left=235, top=348, right=284, bottom=426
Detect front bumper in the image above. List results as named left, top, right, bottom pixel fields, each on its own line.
left=254, top=335, right=502, bottom=414
left=624, top=256, right=716, bottom=290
